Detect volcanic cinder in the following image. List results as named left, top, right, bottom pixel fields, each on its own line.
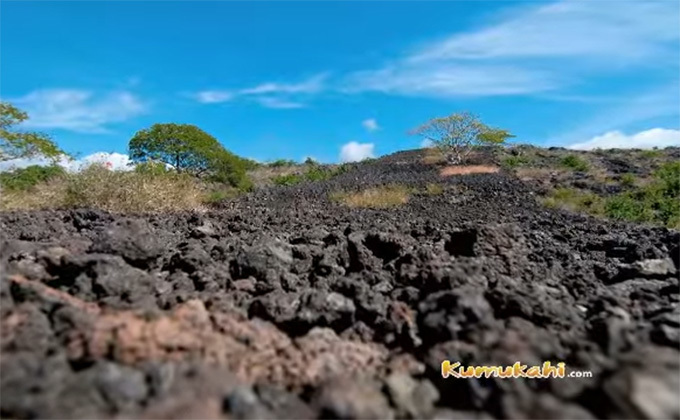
left=1, top=149, right=678, bottom=419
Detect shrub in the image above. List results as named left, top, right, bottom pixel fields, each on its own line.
left=640, top=149, right=662, bottom=159
left=202, top=188, right=241, bottom=205
left=604, top=193, right=651, bottom=223
left=603, top=161, right=680, bottom=228
left=304, top=165, right=335, bottom=182
left=272, top=173, right=304, bottom=186
left=1, top=164, right=205, bottom=212
left=543, top=188, right=604, bottom=214
left=271, top=164, right=346, bottom=186
left=240, top=158, right=261, bottom=170
left=560, top=155, right=589, bottom=172
left=268, top=159, right=297, bottom=167
left=619, top=173, right=637, bottom=187
left=654, top=160, right=680, bottom=197
left=501, top=155, right=531, bottom=169
left=0, top=165, right=66, bottom=191
left=330, top=184, right=411, bottom=208
left=544, top=162, right=680, bottom=228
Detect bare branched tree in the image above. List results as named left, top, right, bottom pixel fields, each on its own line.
left=410, top=112, right=513, bottom=165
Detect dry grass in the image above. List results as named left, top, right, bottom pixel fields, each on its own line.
left=422, top=147, right=447, bottom=165
left=0, top=165, right=206, bottom=213
left=515, top=167, right=555, bottom=180
left=247, top=165, right=304, bottom=188
left=440, top=165, right=499, bottom=177
left=331, top=184, right=411, bottom=209
left=424, top=183, right=445, bottom=195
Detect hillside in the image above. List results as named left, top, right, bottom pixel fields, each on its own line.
left=1, top=147, right=679, bottom=419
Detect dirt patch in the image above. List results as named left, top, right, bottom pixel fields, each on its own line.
left=440, top=165, right=499, bottom=177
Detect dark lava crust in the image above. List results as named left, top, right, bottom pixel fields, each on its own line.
left=1, top=150, right=679, bottom=419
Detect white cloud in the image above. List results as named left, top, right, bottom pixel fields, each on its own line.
left=346, top=64, right=557, bottom=97
left=568, top=128, right=680, bottom=150
left=343, top=0, right=678, bottom=98
left=12, top=89, right=146, bottom=133
left=72, top=152, right=133, bottom=171
left=195, top=91, right=234, bottom=104
left=410, top=1, right=678, bottom=62
left=255, top=97, right=306, bottom=109
left=239, top=73, right=327, bottom=95
left=0, top=152, right=134, bottom=172
left=339, top=141, right=374, bottom=163
left=362, top=118, right=380, bottom=132
left=195, top=73, right=327, bottom=108
left=551, top=82, right=680, bottom=146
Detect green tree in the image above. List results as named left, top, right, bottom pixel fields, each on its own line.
left=0, top=101, right=65, bottom=162
left=410, top=112, right=514, bottom=164
left=128, top=123, right=249, bottom=187
left=129, top=123, right=223, bottom=175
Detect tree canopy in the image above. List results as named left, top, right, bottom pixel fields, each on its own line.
left=410, top=112, right=514, bottom=164
left=128, top=123, right=250, bottom=188
left=0, top=101, right=65, bottom=162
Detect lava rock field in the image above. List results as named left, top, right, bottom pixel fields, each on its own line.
left=1, top=149, right=679, bottom=419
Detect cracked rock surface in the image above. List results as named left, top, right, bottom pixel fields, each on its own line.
left=1, top=149, right=679, bottom=419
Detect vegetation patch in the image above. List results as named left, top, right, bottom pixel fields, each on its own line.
left=543, top=188, right=604, bottom=214
left=424, top=183, right=445, bottom=195
left=330, top=184, right=411, bottom=209
left=1, top=164, right=206, bottom=213
left=640, top=149, right=663, bottom=159
left=422, top=147, right=447, bottom=165
left=501, top=155, right=533, bottom=169
left=267, top=159, right=298, bottom=167
left=272, top=163, right=352, bottom=186
left=560, top=155, right=590, bottom=172
left=619, top=173, right=637, bottom=188
left=543, top=161, right=680, bottom=228
left=440, top=165, right=499, bottom=177
left=0, top=165, right=66, bottom=191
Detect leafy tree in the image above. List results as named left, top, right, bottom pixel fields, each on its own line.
left=128, top=123, right=249, bottom=187
left=410, top=112, right=514, bottom=164
left=0, top=101, right=65, bottom=162
left=129, top=123, right=221, bottom=174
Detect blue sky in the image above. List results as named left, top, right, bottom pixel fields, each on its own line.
left=1, top=0, right=679, bottom=168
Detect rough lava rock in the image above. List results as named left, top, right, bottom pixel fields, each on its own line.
left=1, top=149, right=679, bottom=419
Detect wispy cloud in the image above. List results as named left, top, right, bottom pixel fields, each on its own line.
left=343, top=0, right=678, bottom=98
left=11, top=89, right=146, bottom=133
left=409, top=1, right=678, bottom=63
left=339, top=141, right=374, bottom=162
left=362, top=118, right=380, bottom=132
left=254, top=97, right=306, bottom=109
left=345, top=64, right=558, bottom=97
left=568, top=128, right=680, bottom=150
left=195, top=91, right=234, bottom=104
left=239, top=74, right=326, bottom=96
left=195, top=73, right=328, bottom=109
